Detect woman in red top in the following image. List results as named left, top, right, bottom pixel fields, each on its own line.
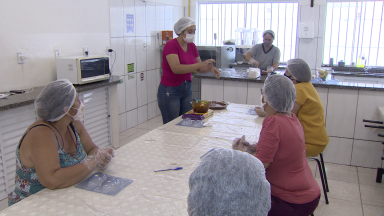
left=233, top=75, right=320, bottom=216
left=158, top=17, right=220, bottom=124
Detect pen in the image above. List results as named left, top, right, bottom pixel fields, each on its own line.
left=154, top=167, right=183, bottom=172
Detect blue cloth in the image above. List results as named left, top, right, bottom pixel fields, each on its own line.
left=8, top=123, right=86, bottom=206
left=157, top=81, right=192, bottom=124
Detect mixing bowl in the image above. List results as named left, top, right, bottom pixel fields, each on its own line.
left=191, top=100, right=211, bottom=113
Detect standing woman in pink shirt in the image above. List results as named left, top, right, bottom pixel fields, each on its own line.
left=158, top=17, right=220, bottom=124
left=233, top=75, right=320, bottom=216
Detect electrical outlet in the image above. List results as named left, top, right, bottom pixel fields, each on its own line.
left=83, top=47, right=88, bottom=56
left=17, top=52, right=25, bottom=64
left=54, top=50, right=60, bottom=59
left=106, top=46, right=110, bottom=55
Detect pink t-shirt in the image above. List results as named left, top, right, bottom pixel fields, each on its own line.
left=255, top=114, right=321, bottom=204
left=161, top=38, right=199, bottom=87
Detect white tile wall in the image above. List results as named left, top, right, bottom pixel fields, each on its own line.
left=125, top=73, right=137, bottom=111
left=138, top=105, right=148, bottom=124
left=110, top=0, right=124, bottom=38
left=148, top=101, right=158, bottom=120
left=111, top=37, right=125, bottom=76
left=126, top=108, right=138, bottom=129
left=298, top=38, right=318, bottom=70
left=145, top=1, right=156, bottom=37
left=111, top=1, right=184, bottom=132
left=134, top=0, right=146, bottom=37
left=146, top=69, right=157, bottom=104
left=117, top=76, right=126, bottom=114
left=155, top=3, right=165, bottom=32
left=135, top=37, right=147, bottom=72
left=124, top=37, right=136, bottom=73
left=119, top=112, right=127, bottom=132
left=136, top=71, right=147, bottom=107
left=155, top=36, right=162, bottom=69
left=146, top=37, right=156, bottom=70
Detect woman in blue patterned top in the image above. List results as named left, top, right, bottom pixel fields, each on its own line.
left=8, top=79, right=114, bottom=206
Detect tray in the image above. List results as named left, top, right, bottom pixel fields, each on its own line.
left=209, top=101, right=228, bottom=110
left=185, top=109, right=214, bottom=118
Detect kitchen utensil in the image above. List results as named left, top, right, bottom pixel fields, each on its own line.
left=191, top=99, right=211, bottom=113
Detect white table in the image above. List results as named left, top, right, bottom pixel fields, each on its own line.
left=0, top=104, right=263, bottom=216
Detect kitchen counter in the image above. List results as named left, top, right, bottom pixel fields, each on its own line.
left=332, top=71, right=384, bottom=78
left=0, top=76, right=121, bottom=111
left=194, top=71, right=384, bottom=91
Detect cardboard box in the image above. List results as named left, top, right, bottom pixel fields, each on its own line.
left=162, top=31, right=173, bottom=45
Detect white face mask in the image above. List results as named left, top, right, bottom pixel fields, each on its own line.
left=183, top=33, right=195, bottom=43
left=68, top=100, right=84, bottom=121
left=260, top=95, right=266, bottom=113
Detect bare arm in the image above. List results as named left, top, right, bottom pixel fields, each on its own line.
left=195, top=57, right=220, bottom=78
left=291, top=101, right=301, bottom=116
left=73, top=120, right=99, bottom=155
left=28, top=127, right=93, bottom=190
left=245, top=52, right=259, bottom=68
left=166, top=54, right=214, bottom=74
left=272, top=62, right=279, bottom=70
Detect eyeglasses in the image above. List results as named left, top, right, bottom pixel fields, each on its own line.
left=284, top=72, right=301, bottom=83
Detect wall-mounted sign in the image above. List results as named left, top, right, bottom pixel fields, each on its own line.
left=126, top=14, right=134, bottom=33
left=127, top=63, right=134, bottom=73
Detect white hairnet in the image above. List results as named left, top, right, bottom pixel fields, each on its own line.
left=263, top=30, right=275, bottom=39
left=263, top=75, right=296, bottom=113
left=174, top=17, right=195, bottom=35
left=188, top=148, right=271, bottom=216
left=287, top=58, right=312, bottom=82
left=34, top=79, right=76, bottom=122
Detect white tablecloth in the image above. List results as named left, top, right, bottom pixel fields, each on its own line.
left=0, top=104, right=264, bottom=216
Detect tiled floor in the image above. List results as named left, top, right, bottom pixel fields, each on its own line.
left=119, top=116, right=384, bottom=216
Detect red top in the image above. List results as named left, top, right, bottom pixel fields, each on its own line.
left=161, top=38, right=199, bottom=87
left=255, top=114, right=321, bottom=204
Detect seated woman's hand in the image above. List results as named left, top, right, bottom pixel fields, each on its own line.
left=254, top=106, right=267, bottom=117
left=232, top=135, right=246, bottom=152
left=82, top=147, right=115, bottom=170
left=243, top=142, right=258, bottom=155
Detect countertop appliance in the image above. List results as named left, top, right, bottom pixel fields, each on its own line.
left=195, top=45, right=236, bottom=69
left=56, top=56, right=110, bottom=85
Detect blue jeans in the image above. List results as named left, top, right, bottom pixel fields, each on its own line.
left=157, top=81, right=192, bottom=124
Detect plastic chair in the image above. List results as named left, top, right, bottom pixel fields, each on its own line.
left=308, top=153, right=329, bottom=204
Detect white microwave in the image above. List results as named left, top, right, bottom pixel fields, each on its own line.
left=56, top=56, right=110, bottom=85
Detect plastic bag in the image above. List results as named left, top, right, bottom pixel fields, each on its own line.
left=75, top=172, right=133, bottom=196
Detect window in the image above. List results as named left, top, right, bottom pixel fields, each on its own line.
left=198, top=2, right=299, bottom=62
left=324, top=1, right=384, bottom=66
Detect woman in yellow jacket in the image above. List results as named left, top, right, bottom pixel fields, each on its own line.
left=283, top=58, right=329, bottom=157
